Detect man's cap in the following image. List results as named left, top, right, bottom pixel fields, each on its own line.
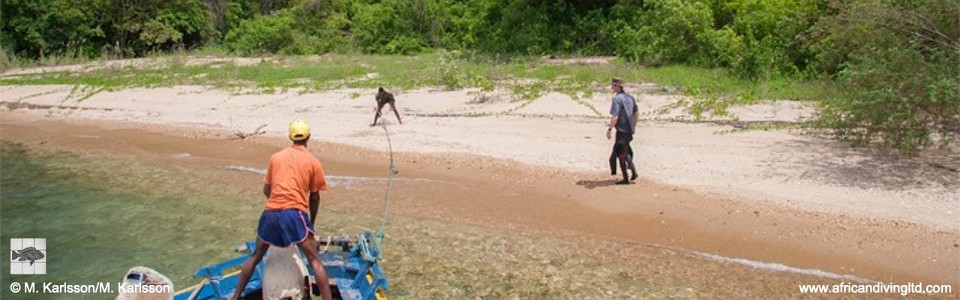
left=288, top=119, right=310, bottom=141
left=611, top=78, right=624, bottom=85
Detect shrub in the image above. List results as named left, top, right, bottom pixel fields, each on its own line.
left=813, top=0, right=959, bottom=154
left=224, top=12, right=296, bottom=55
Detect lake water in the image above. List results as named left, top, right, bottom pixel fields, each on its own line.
left=1, top=141, right=266, bottom=299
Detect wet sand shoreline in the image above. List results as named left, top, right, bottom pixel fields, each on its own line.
left=2, top=112, right=957, bottom=292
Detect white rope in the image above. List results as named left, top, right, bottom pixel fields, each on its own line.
left=376, top=120, right=397, bottom=243
left=320, top=235, right=331, bottom=253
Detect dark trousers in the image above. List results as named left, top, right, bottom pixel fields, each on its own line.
left=609, top=131, right=637, bottom=180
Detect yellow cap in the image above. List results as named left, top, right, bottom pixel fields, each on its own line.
left=288, top=119, right=310, bottom=141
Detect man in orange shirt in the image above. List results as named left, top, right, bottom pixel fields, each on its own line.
left=231, top=119, right=332, bottom=300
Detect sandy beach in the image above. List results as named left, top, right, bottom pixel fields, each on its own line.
left=2, top=64, right=959, bottom=296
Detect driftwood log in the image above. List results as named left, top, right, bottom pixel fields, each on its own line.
left=233, top=123, right=268, bottom=140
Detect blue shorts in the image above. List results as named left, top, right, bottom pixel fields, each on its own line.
left=257, top=209, right=315, bottom=247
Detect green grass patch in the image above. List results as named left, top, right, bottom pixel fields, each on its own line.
left=626, top=64, right=832, bottom=120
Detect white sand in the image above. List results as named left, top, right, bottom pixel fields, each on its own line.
left=1, top=82, right=957, bottom=230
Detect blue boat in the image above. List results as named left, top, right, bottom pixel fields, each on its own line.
left=169, top=231, right=388, bottom=300
left=122, top=126, right=399, bottom=300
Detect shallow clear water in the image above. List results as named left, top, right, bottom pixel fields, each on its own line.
left=1, top=141, right=263, bottom=299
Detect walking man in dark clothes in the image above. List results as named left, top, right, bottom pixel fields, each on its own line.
left=606, top=78, right=639, bottom=184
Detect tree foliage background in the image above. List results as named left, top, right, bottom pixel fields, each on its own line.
left=1, top=0, right=957, bottom=154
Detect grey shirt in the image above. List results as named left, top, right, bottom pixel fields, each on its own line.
left=609, top=91, right=638, bottom=134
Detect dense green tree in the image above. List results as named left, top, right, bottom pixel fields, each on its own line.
left=224, top=9, right=297, bottom=55
left=3, top=0, right=107, bottom=59
left=109, top=0, right=217, bottom=56
left=723, top=0, right=820, bottom=78
left=2, top=0, right=218, bottom=58
left=813, top=0, right=959, bottom=154
left=610, top=0, right=714, bottom=65
left=473, top=0, right=613, bottom=55
left=348, top=0, right=428, bottom=54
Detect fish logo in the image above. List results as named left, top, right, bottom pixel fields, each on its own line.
left=12, top=247, right=45, bottom=265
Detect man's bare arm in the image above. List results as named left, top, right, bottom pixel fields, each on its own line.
left=263, top=184, right=271, bottom=198
left=607, top=116, right=618, bottom=140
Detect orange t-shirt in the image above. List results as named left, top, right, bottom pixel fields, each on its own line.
left=263, top=145, right=328, bottom=212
